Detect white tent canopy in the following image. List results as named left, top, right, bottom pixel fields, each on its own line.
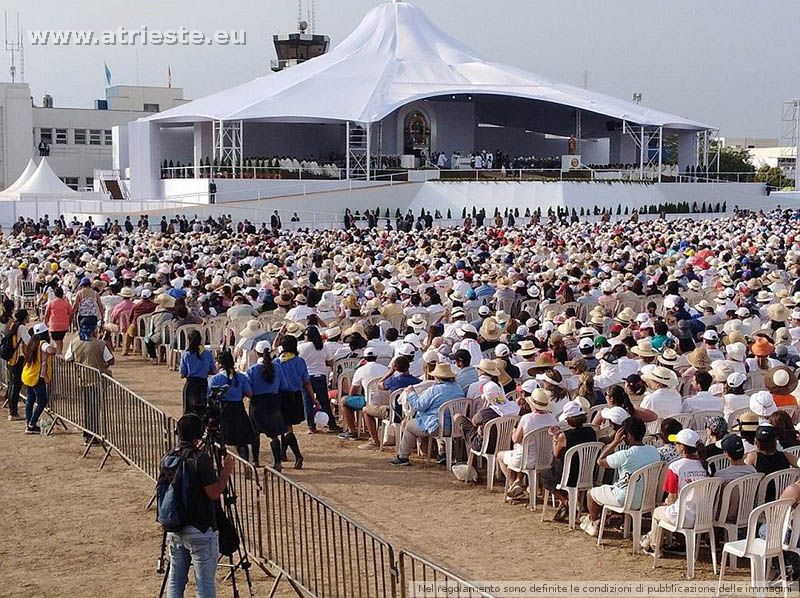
left=10, top=158, right=77, bottom=198
left=1, top=157, right=38, bottom=196
left=146, top=0, right=711, bottom=130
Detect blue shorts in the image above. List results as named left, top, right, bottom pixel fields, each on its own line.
left=344, top=396, right=366, bottom=410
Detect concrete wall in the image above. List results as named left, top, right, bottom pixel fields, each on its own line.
left=0, top=83, right=34, bottom=191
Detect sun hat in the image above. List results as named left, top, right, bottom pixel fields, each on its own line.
left=32, top=322, right=49, bottom=336
left=756, top=290, right=774, bottom=303
left=284, top=321, right=305, bottom=337
left=494, top=343, right=510, bottom=358
left=765, top=366, right=798, bottom=395
left=240, top=320, right=263, bottom=339
left=726, top=371, right=748, bottom=388
left=422, top=349, right=439, bottom=364
left=686, top=347, right=711, bottom=370
left=408, top=313, right=427, bottom=329
left=749, top=390, right=778, bottom=417
left=480, top=319, right=501, bottom=341
left=642, top=365, right=679, bottom=388
left=481, top=381, right=505, bottom=402
left=430, top=362, right=456, bottom=379
left=600, top=406, right=630, bottom=426
left=731, top=411, right=760, bottom=433
left=768, top=303, right=790, bottom=323
left=526, top=388, right=552, bottom=411
left=751, top=337, right=774, bottom=356
left=668, top=428, right=700, bottom=447
left=155, top=293, right=176, bottom=308
left=726, top=342, right=746, bottom=362
left=456, top=323, right=478, bottom=337
left=658, top=349, right=680, bottom=367
left=119, top=287, right=133, bottom=298
left=255, top=340, right=271, bottom=354
left=631, top=339, right=657, bottom=358
left=476, top=358, right=501, bottom=377
left=558, top=399, right=585, bottom=421
left=324, top=326, right=342, bottom=340
left=516, top=340, right=537, bottom=357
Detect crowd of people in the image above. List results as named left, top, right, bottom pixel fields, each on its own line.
left=5, top=206, right=800, bottom=580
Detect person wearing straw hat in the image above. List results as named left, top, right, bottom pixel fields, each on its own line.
left=466, top=358, right=502, bottom=400
left=765, top=365, right=799, bottom=408
left=498, top=389, right=558, bottom=499
left=640, top=365, right=682, bottom=419
left=390, top=362, right=463, bottom=466
left=337, top=347, right=389, bottom=442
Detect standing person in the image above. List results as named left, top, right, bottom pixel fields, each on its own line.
left=3, top=309, right=29, bottom=421
left=274, top=333, right=318, bottom=469
left=208, top=351, right=256, bottom=463
left=65, top=319, right=115, bottom=445
left=43, top=286, right=72, bottom=354
left=72, top=277, right=103, bottom=330
left=297, top=326, right=338, bottom=433
left=161, top=414, right=234, bottom=598
left=179, top=330, right=217, bottom=416
left=245, top=341, right=286, bottom=470
left=21, top=323, right=57, bottom=434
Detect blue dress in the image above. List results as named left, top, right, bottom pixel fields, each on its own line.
left=246, top=361, right=287, bottom=438
left=274, top=355, right=309, bottom=426
left=208, top=371, right=255, bottom=446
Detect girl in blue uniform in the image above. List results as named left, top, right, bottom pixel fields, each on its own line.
left=245, top=340, right=286, bottom=470
left=208, top=350, right=256, bottom=463
left=179, top=330, right=217, bottom=415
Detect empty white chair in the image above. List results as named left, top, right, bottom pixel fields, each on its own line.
left=652, top=477, right=724, bottom=579
left=465, top=415, right=518, bottom=491
left=717, top=499, right=794, bottom=598
left=435, top=398, right=473, bottom=470
left=541, top=441, right=604, bottom=530
left=597, top=460, right=665, bottom=553
left=783, top=446, right=800, bottom=460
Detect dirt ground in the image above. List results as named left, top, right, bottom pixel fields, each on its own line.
left=1, top=352, right=749, bottom=597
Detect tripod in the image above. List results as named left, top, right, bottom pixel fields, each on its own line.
left=157, top=431, right=256, bottom=598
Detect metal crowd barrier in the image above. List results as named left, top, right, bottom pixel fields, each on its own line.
left=47, top=358, right=104, bottom=439
left=263, top=466, right=399, bottom=598
left=398, top=550, right=495, bottom=598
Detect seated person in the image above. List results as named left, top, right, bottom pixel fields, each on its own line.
left=390, top=363, right=464, bottom=467
left=360, top=355, right=421, bottom=450
left=453, top=381, right=518, bottom=466
left=337, top=348, right=389, bottom=441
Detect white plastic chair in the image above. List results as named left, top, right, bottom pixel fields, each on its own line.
left=756, top=468, right=800, bottom=505
left=669, top=413, right=693, bottom=428
left=706, top=454, right=732, bottom=475
left=727, top=407, right=752, bottom=431
left=717, top=499, right=794, bottom=598
left=783, top=446, right=800, bottom=460
left=465, top=415, right=518, bottom=491
left=713, top=472, right=764, bottom=570
left=436, top=398, right=473, bottom=470
left=541, top=441, right=604, bottom=530
left=689, top=409, right=724, bottom=432
left=651, top=477, right=724, bottom=579
left=506, top=427, right=553, bottom=510
left=597, top=460, right=665, bottom=553
left=379, top=389, right=405, bottom=451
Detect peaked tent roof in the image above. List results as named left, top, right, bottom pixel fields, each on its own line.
left=146, top=1, right=711, bottom=130
left=13, top=158, right=77, bottom=197
left=1, top=157, right=38, bottom=195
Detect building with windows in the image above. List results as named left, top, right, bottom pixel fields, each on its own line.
left=0, top=83, right=185, bottom=192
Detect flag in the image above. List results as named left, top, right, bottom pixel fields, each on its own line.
left=168, top=65, right=172, bottom=88
left=104, top=62, right=112, bottom=87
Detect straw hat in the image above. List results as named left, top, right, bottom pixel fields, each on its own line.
left=516, top=340, right=537, bottom=358
left=731, top=411, right=759, bottom=433
left=686, top=347, right=711, bottom=371
left=525, top=388, right=552, bottom=411
left=642, top=365, right=679, bottom=389
left=407, top=313, right=427, bottom=330
left=476, top=359, right=502, bottom=378
left=631, top=339, right=657, bottom=358
left=494, top=359, right=512, bottom=387
left=765, top=366, right=798, bottom=395
left=284, top=321, right=305, bottom=337
left=240, top=320, right=263, bottom=339
left=711, top=361, right=734, bottom=383
left=756, top=290, right=774, bottom=303
left=155, top=293, right=176, bottom=308
left=768, top=303, right=790, bottom=323
left=493, top=310, right=511, bottom=325
left=480, top=319, right=501, bottom=341
left=430, top=362, right=456, bottom=379
left=657, top=349, right=680, bottom=368
left=615, top=307, right=635, bottom=324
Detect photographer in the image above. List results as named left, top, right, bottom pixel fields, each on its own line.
left=164, top=414, right=234, bottom=598
left=208, top=351, right=256, bottom=463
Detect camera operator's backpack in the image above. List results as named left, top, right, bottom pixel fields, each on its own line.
left=156, top=448, right=194, bottom=532
left=0, top=331, right=17, bottom=361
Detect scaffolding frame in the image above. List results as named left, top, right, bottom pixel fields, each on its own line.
left=622, top=121, right=663, bottom=181
left=213, top=120, right=242, bottom=176
left=346, top=121, right=370, bottom=180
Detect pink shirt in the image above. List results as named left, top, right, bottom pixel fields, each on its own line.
left=46, top=298, right=72, bottom=332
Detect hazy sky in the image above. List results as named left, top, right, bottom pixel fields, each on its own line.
left=2, top=0, right=797, bottom=138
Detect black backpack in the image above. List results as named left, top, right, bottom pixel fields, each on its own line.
left=0, top=331, right=17, bottom=361
left=155, top=448, right=195, bottom=532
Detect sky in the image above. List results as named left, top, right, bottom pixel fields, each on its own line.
left=1, top=0, right=797, bottom=138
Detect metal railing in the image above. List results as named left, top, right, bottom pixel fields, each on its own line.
left=398, top=550, right=495, bottom=598
left=263, top=466, right=399, bottom=598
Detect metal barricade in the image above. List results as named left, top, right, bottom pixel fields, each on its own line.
left=398, top=550, right=495, bottom=598
left=227, top=452, right=263, bottom=560
left=263, top=466, right=398, bottom=598
left=99, top=373, right=175, bottom=481
left=47, top=359, right=104, bottom=436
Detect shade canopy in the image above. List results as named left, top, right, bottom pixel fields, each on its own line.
left=11, top=158, right=77, bottom=197
left=1, top=157, right=37, bottom=195
left=146, top=1, right=711, bottom=131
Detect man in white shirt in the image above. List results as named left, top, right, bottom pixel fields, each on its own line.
left=682, top=371, right=723, bottom=413
left=701, top=329, right=725, bottom=361
left=338, top=348, right=390, bottom=441
left=226, top=295, right=257, bottom=320
left=436, top=152, right=448, bottom=169
left=285, top=295, right=315, bottom=322
left=640, top=365, right=683, bottom=418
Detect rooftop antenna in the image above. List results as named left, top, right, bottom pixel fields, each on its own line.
left=297, top=0, right=307, bottom=33
left=311, top=0, right=317, bottom=34
left=4, top=12, right=24, bottom=83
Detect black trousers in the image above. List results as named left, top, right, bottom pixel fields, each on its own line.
left=6, top=361, right=23, bottom=416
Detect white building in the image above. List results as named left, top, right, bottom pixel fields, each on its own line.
left=0, top=83, right=186, bottom=192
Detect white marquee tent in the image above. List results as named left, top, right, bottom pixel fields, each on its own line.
left=0, top=157, right=38, bottom=196
left=146, top=0, right=709, bottom=130
left=0, top=157, right=77, bottom=200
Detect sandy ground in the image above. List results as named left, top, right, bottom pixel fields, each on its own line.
left=0, top=351, right=749, bottom=597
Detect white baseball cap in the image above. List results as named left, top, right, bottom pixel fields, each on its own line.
left=669, top=428, right=700, bottom=446
left=363, top=347, right=378, bottom=358
left=494, top=344, right=510, bottom=357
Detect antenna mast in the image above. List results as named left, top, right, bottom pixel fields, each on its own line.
left=4, top=12, right=24, bottom=83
